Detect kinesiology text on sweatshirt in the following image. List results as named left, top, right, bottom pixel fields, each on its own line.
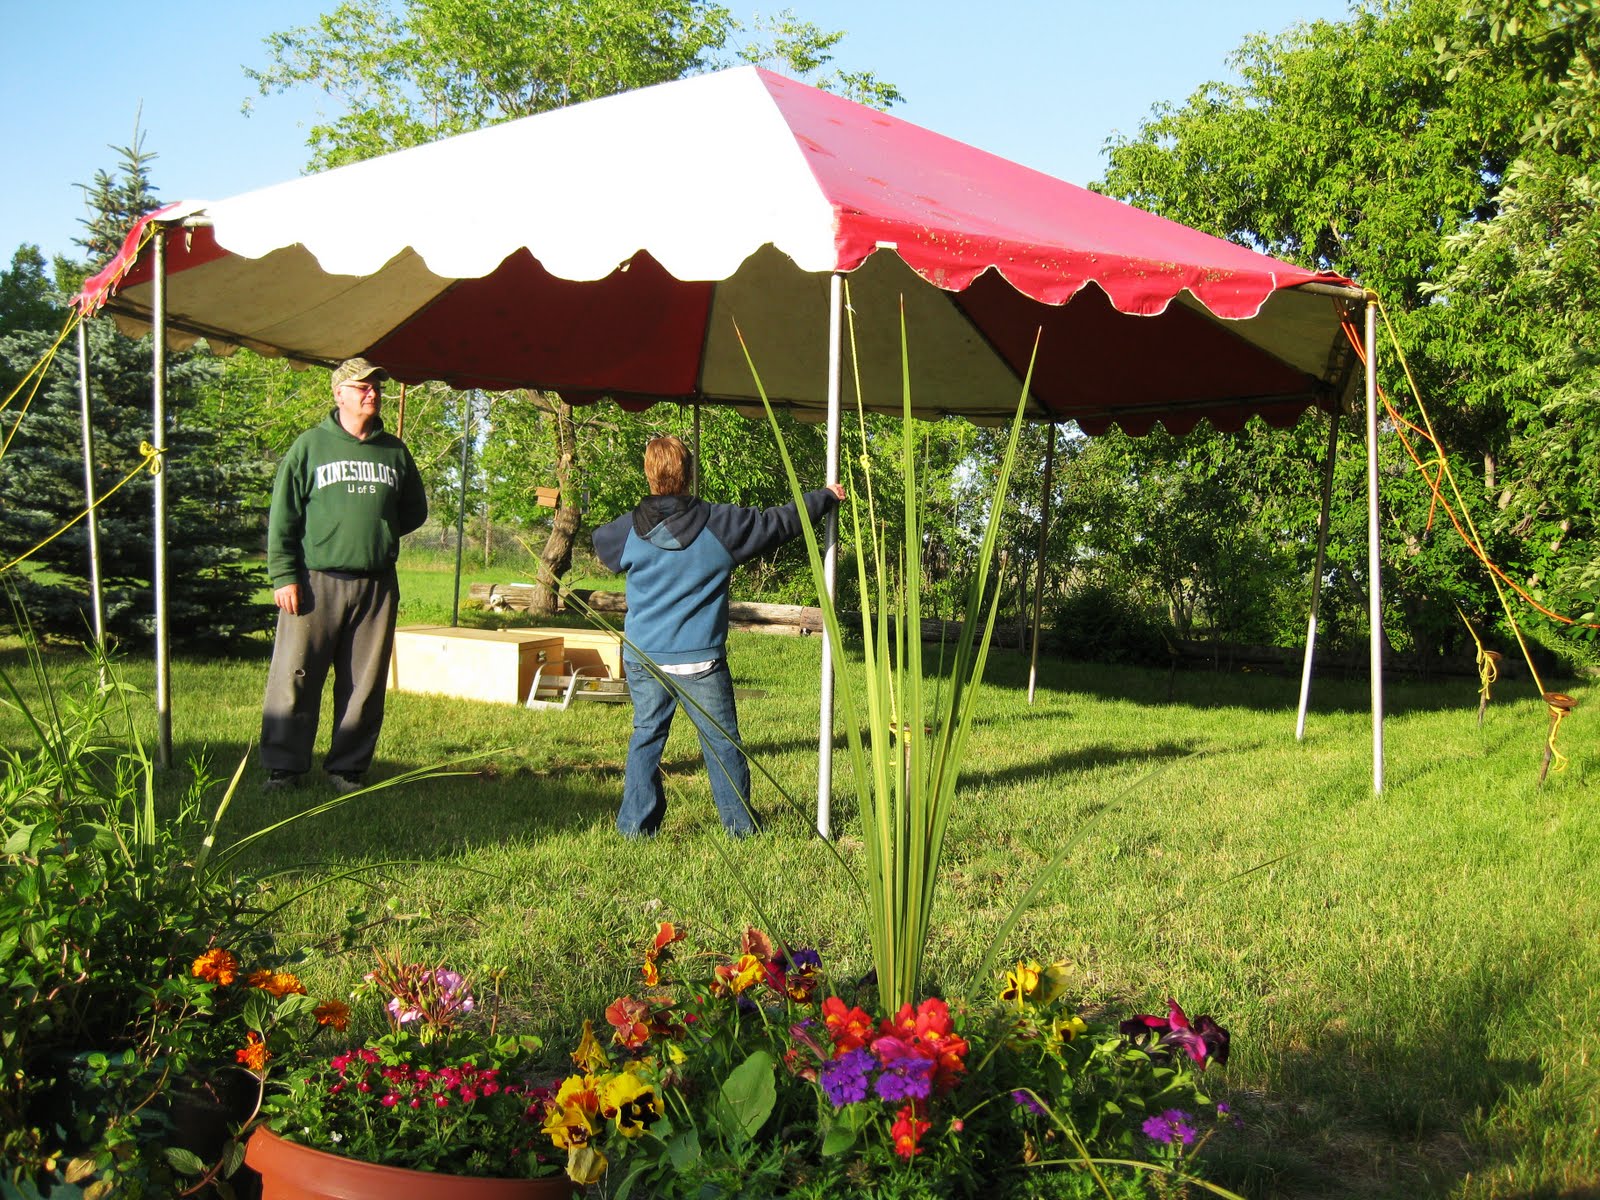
left=267, top=411, right=428, bottom=586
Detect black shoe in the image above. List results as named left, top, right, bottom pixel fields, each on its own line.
left=327, top=771, right=365, bottom=795
left=261, top=770, right=303, bottom=793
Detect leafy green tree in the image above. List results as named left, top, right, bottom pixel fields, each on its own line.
left=1428, top=0, right=1600, bottom=645
left=1094, top=0, right=1571, bottom=667
left=247, top=0, right=898, bottom=613
left=0, top=135, right=270, bottom=647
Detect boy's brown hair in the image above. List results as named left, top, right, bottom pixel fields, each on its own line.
left=644, top=435, right=692, bottom=495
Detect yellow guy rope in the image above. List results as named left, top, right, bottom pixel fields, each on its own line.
left=1457, top=607, right=1503, bottom=726
left=1, top=306, right=84, bottom=460
left=0, top=441, right=164, bottom=574
left=1364, top=298, right=1553, bottom=696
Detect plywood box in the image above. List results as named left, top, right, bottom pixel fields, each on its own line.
left=390, top=626, right=564, bottom=706
left=517, top=627, right=625, bottom=679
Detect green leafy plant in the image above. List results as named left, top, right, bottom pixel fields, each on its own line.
left=0, top=606, right=442, bottom=1197
left=740, top=303, right=1031, bottom=1012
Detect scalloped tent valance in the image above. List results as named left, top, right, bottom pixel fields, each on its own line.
left=78, top=66, right=1361, bottom=436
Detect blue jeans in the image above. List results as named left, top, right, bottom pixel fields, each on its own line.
left=619, top=659, right=756, bottom=837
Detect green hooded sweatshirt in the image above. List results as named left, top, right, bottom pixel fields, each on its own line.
left=266, top=411, right=428, bottom=587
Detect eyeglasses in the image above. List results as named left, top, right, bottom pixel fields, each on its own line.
left=339, top=381, right=380, bottom=395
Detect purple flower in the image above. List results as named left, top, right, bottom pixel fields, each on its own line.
left=1119, top=999, right=1230, bottom=1068
left=788, top=948, right=822, bottom=970
left=873, top=1054, right=933, bottom=1103
left=1011, top=1088, right=1046, bottom=1116
left=1216, top=1102, right=1231, bottom=1116
left=820, top=1048, right=874, bottom=1107
left=1142, top=1109, right=1198, bottom=1147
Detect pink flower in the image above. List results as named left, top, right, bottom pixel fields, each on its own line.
left=381, top=1093, right=399, bottom=1108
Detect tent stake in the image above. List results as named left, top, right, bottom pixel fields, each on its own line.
left=1295, top=408, right=1340, bottom=739
left=151, top=228, right=172, bottom=768
left=1364, top=297, right=1384, bottom=792
left=76, top=319, right=105, bottom=659
left=816, top=272, right=844, bottom=839
left=1027, top=423, right=1055, bottom=704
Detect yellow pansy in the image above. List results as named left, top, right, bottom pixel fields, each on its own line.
left=1052, top=1014, right=1088, bottom=1043
left=1038, top=961, right=1073, bottom=1006
left=571, top=1019, right=610, bottom=1073
left=602, top=1070, right=662, bottom=1138
left=566, top=1144, right=607, bottom=1186
left=1000, top=961, right=1043, bottom=1008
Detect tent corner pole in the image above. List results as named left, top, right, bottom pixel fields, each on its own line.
left=1294, top=408, right=1340, bottom=739
left=451, top=390, right=471, bottom=627
left=76, top=320, right=106, bottom=661
left=816, top=273, right=844, bottom=840
left=1365, top=297, right=1384, bottom=792
left=151, top=228, right=172, bottom=768
left=1026, top=423, right=1056, bottom=705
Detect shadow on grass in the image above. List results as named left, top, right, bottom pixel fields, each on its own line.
left=974, top=648, right=1491, bottom=719
left=1213, top=944, right=1576, bottom=1200
left=159, top=735, right=620, bottom=872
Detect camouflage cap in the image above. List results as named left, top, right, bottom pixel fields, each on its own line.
left=331, top=357, right=390, bottom=390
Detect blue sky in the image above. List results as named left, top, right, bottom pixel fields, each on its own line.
left=1, top=0, right=1354, bottom=265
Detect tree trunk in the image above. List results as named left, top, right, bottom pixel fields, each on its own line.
left=530, top=396, right=578, bottom=616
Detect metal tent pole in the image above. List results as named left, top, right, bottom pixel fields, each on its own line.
left=1026, top=423, right=1056, bottom=704
left=151, top=229, right=172, bottom=767
left=816, top=273, right=844, bottom=839
left=1295, top=409, right=1340, bottom=739
left=1364, top=297, right=1384, bottom=792
left=451, top=390, right=471, bottom=627
left=76, top=320, right=105, bottom=655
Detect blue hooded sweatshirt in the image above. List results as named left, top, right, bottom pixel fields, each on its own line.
left=591, top=489, right=837, bottom=665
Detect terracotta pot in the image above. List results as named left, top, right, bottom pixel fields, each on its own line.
left=245, top=1127, right=573, bottom=1200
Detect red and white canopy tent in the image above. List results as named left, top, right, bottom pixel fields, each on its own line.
left=77, top=66, right=1381, bottom=816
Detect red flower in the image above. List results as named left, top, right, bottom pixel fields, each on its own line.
left=641, top=922, right=686, bottom=986
left=606, top=996, right=652, bottom=1049
left=822, top=996, right=876, bottom=1055
left=891, top=1104, right=931, bottom=1159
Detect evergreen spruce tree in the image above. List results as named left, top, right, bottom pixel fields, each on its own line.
left=0, top=131, right=272, bottom=647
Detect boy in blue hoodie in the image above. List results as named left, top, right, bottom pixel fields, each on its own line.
left=592, top=435, right=842, bottom=836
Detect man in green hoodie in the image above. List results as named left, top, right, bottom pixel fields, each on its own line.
left=260, top=357, right=428, bottom=793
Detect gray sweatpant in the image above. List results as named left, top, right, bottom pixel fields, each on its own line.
left=260, top=569, right=400, bottom=776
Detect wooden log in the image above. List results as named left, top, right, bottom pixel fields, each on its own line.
left=468, top=583, right=971, bottom=642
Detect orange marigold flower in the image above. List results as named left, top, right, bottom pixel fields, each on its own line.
left=191, top=948, right=239, bottom=986
left=314, top=1000, right=351, bottom=1031
left=235, top=1031, right=269, bottom=1072
left=249, top=970, right=308, bottom=998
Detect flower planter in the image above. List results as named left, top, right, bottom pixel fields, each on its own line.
left=245, top=1127, right=573, bottom=1200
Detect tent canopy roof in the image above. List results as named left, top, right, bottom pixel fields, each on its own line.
left=80, top=67, right=1361, bottom=434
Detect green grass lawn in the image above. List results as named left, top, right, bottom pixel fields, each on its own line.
left=3, top=572, right=1597, bottom=1198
